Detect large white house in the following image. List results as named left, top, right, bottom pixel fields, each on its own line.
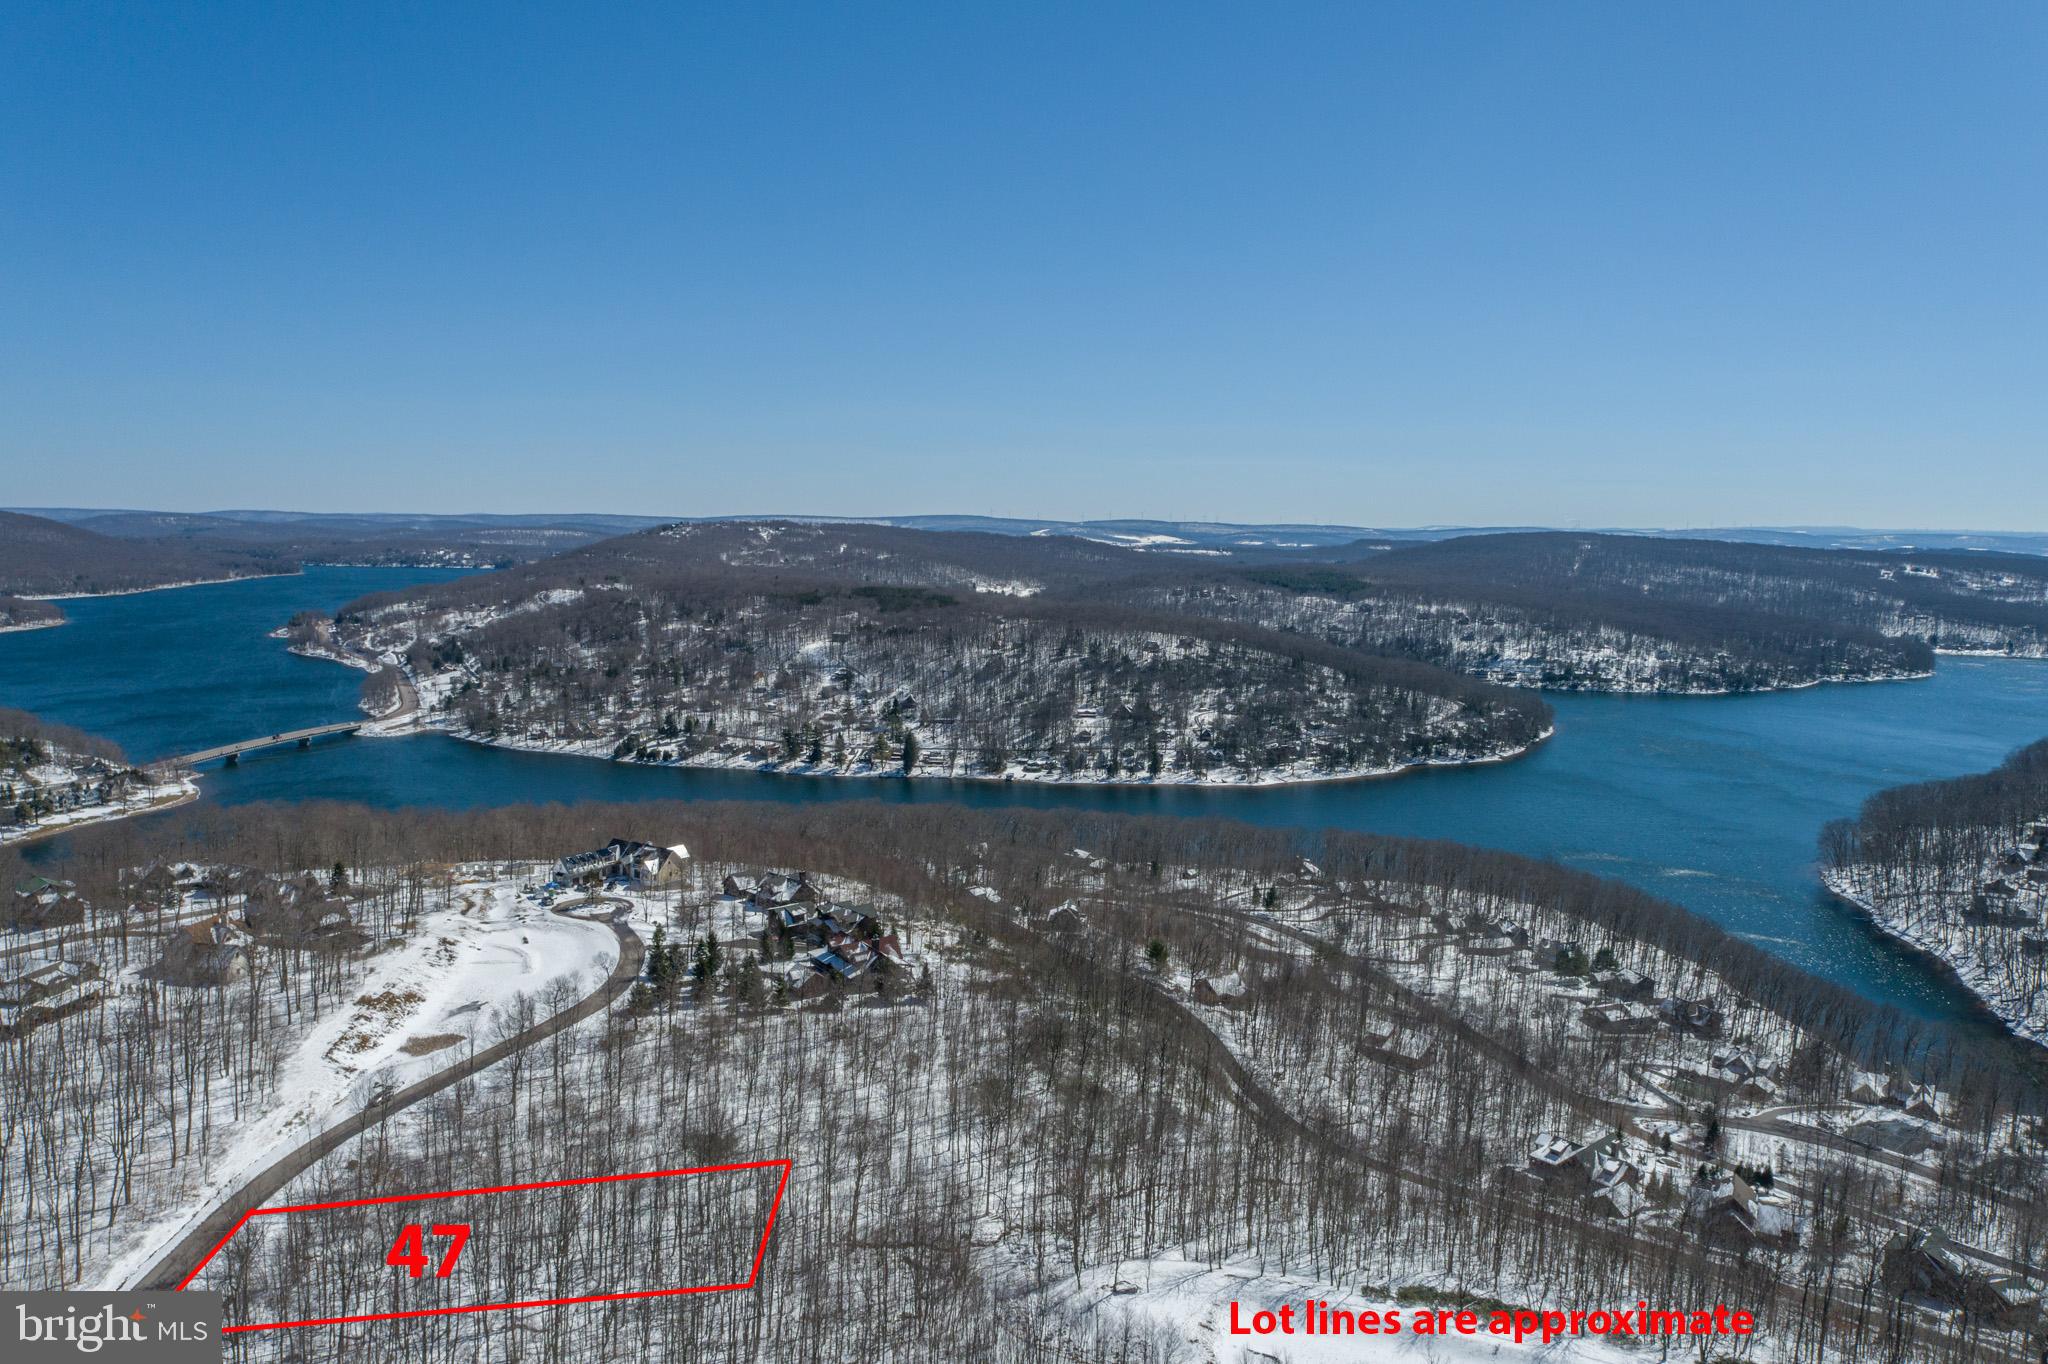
left=553, top=838, right=690, bottom=886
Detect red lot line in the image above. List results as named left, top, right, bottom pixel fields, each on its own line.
left=176, top=1158, right=793, bottom=1333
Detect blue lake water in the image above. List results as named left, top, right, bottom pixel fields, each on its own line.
left=4, top=567, right=2045, bottom=1024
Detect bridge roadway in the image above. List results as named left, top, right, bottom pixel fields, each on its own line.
left=171, top=721, right=365, bottom=767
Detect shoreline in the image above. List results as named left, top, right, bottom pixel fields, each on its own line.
left=408, top=718, right=1558, bottom=789
left=1819, top=873, right=2042, bottom=1047
left=346, top=650, right=1557, bottom=788
left=1934, top=645, right=2048, bottom=660
left=1, top=777, right=202, bottom=848
left=1488, top=667, right=1935, bottom=697
left=0, top=617, right=65, bottom=634
left=19, top=570, right=302, bottom=602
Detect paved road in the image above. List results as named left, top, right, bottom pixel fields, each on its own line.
left=369, top=665, right=420, bottom=725
left=135, top=896, right=644, bottom=1291
left=1013, top=887, right=2041, bottom=1364
left=175, top=721, right=366, bottom=768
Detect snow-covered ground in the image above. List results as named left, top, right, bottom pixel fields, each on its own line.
left=1042, top=1255, right=1648, bottom=1363
left=1824, top=867, right=2048, bottom=1045
left=0, top=771, right=198, bottom=845
left=416, top=718, right=1555, bottom=789
left=93, top=874, right=617, bottom=1290
left=328, top=573, right=1550, bottom=788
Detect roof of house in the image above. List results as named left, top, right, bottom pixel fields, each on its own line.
left=22, top=959, right=91, bottom=987
left=1591, top=1182, right=1645, bottom=1219
left=1585, top=1001, right=1656, bottom=1023
left=1196, top=972, right=1248, bottom=998
left=181, top=914, right=251, bottom=948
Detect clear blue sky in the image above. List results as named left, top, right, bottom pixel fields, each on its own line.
left=2, top=2, right=2042, bottom=528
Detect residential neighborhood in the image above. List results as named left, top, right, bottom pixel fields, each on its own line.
left=0, top=955, right=103, bottom=1036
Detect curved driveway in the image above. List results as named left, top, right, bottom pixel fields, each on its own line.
left=137, top=896, right=643, bottom=1290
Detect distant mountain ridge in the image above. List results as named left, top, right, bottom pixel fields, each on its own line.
left=0, top=510, right=288, bottom=600
left=15, top=507, right=2048, bottom=557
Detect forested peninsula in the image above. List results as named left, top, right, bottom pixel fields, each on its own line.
left=321, top=521, right=2048, bottom=785
left=333, top=523, right=1552, bottom=785
left=1823, top=739, right=2048, bottom=1043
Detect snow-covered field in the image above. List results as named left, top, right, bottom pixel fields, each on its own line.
left=1043, top=1255, right=1647, bottom=1363
left=92, top=874, right=617, bottom=1290
left=0, top=766, right=198, bottom=845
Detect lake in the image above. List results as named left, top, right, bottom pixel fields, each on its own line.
left=5, top=566, right=2045, bottom=1023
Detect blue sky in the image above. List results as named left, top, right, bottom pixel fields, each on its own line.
left=2, top=2, right=2042, bottom=527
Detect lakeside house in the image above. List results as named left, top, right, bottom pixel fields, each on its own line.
left=1660, top=996, right=1723, bottom=1034
left=243, top=876, right=364, bottom=948
left=0, top=957, right=104, bottom=1035
left=1583, top=1000, right=1659, bottom=1034
left=719, top=871, right=915, bottom=1003
left=8, top=875, right=82, bottom=930
left=1847, top=1065, right=1944, bottom=1121
left=554, top=838, right=690, bottom=887
left=1586, top=1148, right=1647, bottom=1220
left=1523, top=1132, right=1664, bottom=1221
left=723, top=871, right=822, bottom=908
left=1883, top=1227, right=2041, bottom=1326
left=161, top=913, right=254, bottom=984
left=1592, top=966, right=1656, bottom=1001
left=1531, top=1122, right=1638, bottom=1212
left=1687, top=1168, right=1801, bottom=1249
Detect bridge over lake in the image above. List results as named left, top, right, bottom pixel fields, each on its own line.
left=171, top=721, right=364, bottom=768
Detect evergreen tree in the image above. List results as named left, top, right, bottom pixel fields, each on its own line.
left=649, top=925, right=672, bottom=987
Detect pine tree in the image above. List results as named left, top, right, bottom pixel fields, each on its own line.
left=649, top=926, right=671, bottom=986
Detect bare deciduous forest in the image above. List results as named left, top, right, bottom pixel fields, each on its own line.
left=6, top=800, right=2048, bottom=1361
left=1823, top=738, right=2048, bottom=1042
left=321, top=524, right=2048, bottom=789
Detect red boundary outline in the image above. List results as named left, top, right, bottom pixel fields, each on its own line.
left=177, top=1157, right=792, bottom=1333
